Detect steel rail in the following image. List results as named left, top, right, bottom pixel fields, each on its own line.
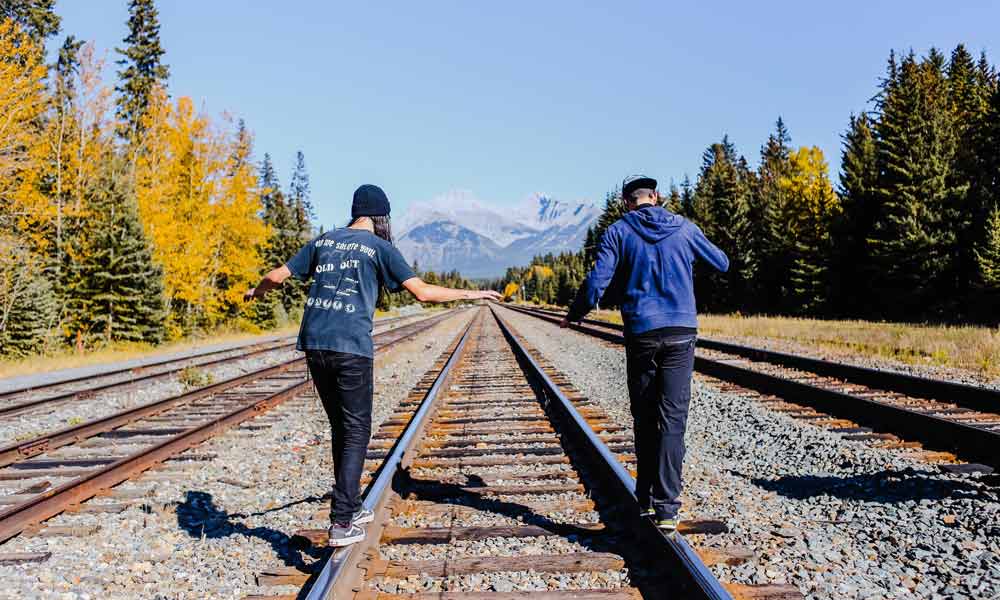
left=505, top=304, right=1000, bottom=468
left=0, top=313, right=425, bottom=419
left=491, top=307, right=732, bottom=600
left=506, top=304, right=1000, bottom=416
left=0, top=309, right=463, bottom=543
left=0, top=340, right=295, bottom=419
left=303, top=312, right=477, bottom=600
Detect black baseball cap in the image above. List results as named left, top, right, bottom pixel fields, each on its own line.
left=622, top=175, right=657, bottom=200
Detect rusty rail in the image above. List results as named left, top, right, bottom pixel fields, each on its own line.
left=0, top=309, right=462, bottom=543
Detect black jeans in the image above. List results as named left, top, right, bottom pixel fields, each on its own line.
left=625, top=329, right=697, bottom=518
left=306, top=350, right=374, bottom=524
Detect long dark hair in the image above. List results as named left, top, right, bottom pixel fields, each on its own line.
left=349, top=214, right=395, bottom=309
left=348, top=215, right=393, bottom=244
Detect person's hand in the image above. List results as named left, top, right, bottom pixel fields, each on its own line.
left=559, top=316, right=570, bottom=328
left=243, top=288, right=258, bottom=302
left=476, top=290, right=503, bottom=302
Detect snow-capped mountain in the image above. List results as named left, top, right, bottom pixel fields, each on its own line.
left=395, top=191, right=599, bottom=278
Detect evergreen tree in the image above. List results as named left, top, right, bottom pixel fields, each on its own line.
left=257, top=153, right=307, bottom=316
left=679, top=175, right=695, bottom=216
left=0, top=234, right=57, bottom=356
left=288, top=150, right=314, bottom=240
left=750, top=117, right=792, bottom=312
left=0, top=0, right=60, bottom=46
left=64, top=156, right=166, bottom=344
left=869, top=49, right=962, bottom=318
left=664, top=181, right=683, bottom=213
left=975, top=205, right=1000, bottom=291
left=690, top=136, right=754, bottom=312
left=115, top=0, right=169, bottom=145
left=945, top=45, right=993, bottom=312
left=832, top=112, right=880, bottom=315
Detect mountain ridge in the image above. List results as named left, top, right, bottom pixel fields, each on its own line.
left=395, top=191, right=598, bottom=278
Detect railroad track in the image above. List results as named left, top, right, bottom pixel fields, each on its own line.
left=0, top=313, right=421, bottom=420
left=272, top=306, right=799, bottom=600
left=505, top=304, right=999, bottom=472
left=0, top=309, right=463, bottom=544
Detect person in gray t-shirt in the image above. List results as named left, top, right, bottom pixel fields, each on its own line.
left=246, top=184, right=501, bottom=547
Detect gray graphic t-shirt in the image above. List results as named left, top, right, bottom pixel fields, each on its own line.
left=285, top=228, right=416, bottom=358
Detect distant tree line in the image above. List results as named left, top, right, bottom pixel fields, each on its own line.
left=497, top=45, right=1000, bottom=325
left=0, top=0, right=315, bottom=357
left=381, top=265, right=478, bottom=310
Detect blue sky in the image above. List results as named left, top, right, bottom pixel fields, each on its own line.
left=55, top=1, right=999, bottom=227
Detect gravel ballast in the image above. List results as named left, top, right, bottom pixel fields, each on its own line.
left=498, top=306, right=1000, bottom=599
left=0, top=309, right=474, bottom=600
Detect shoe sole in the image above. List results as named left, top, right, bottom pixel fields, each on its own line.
left=327, top=532, right=366, bottom=547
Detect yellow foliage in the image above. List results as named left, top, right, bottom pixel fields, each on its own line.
left=778, top=146, right=841, bottom=237
left=532, top=265, right=555, bottom=278
left=502, top=282, right=519, bottom=299
left=134, top=90, right=267, bottom=331
left=0, top=19, right=49, bottom=246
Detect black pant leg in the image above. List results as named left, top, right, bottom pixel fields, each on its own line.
left=328, top=352, right=374, bottom=524
left=651, top=335, right=696, bottom=518
left=625, top=335, right=661, bottom=508
left=306, top=351, right=343, bottom=523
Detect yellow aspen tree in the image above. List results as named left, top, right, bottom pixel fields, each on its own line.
left=778, top=146, right=842, bottom=312
left=210, top=116, right=267, bottom=318
left=41, top=43, right=114, bottom=272
left=0, top=20, right=49, bottom=249
left=134, top=93, right=265, bottom=334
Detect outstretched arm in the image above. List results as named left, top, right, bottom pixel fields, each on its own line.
left=402, top=278, right=502, bottom=303
left=690, top=224, right=729, bottom=272
left=561, top=228, right=620, bottom=327
left=244, top=265, right=292, bottom=301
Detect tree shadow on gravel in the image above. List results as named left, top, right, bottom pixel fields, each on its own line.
left=750, top=468, right=989, bottom=503
left=176, top=490, right=326, bottom=570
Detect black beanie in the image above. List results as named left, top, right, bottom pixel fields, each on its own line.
left=351, top=184, right=391, bottom=218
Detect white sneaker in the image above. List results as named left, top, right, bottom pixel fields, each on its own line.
left=352, top=507, right=374, bottom=525
left=327, top=522, right=365, bottom=547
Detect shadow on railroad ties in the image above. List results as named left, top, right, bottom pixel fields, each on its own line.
left=749, top=467, right=989, bottom=503
left=398, top=471, right=623, bottom=554
left=174, top=490, right=327, bottom=571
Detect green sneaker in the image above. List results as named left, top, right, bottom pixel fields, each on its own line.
left=639, top=506, right=655, bottom=518
left=655, top=517, right=679, bottom=531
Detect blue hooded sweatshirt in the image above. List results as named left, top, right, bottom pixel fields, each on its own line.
left=567, top=205, right=729, bottom=335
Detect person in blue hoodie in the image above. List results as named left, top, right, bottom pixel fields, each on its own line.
left=560, top=175, right=729, bottom=530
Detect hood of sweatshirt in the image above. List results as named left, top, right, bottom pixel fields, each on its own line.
left=621, top=205, right=685, bottom=244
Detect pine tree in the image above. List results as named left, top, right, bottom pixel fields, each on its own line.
left=870, top=49, right=962, bottom=319
left=750, top=117, right=792, bottom=312
left=115, top=0, right=169, bottom=145
left=690, top=136, right=754, bottom=312
left=975, top=205, right=1000, bottom=290
left=0, top=234, right=57, bottom=356
left=288, top=150, right=314, bottom=240
left=664, top=181, right=683, bottom=213
left=259, top=152, right=281, bottom=220
left=945, top=45, right=993, bottom=313
left=64, top=156, right=166, bottom=344
left=0, top=0, right=60, bottom=46
left=679, top=175, right=695, bottom=216
left=832, top=112, right=880, bottom=316
left=257, top=153, right=305, bottom=316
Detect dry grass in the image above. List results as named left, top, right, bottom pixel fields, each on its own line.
left=528, top=303, right=1000, bottom=379
left=700, top=314, right=999, bottom=378
left=0, top=325, right=299, bottom=381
